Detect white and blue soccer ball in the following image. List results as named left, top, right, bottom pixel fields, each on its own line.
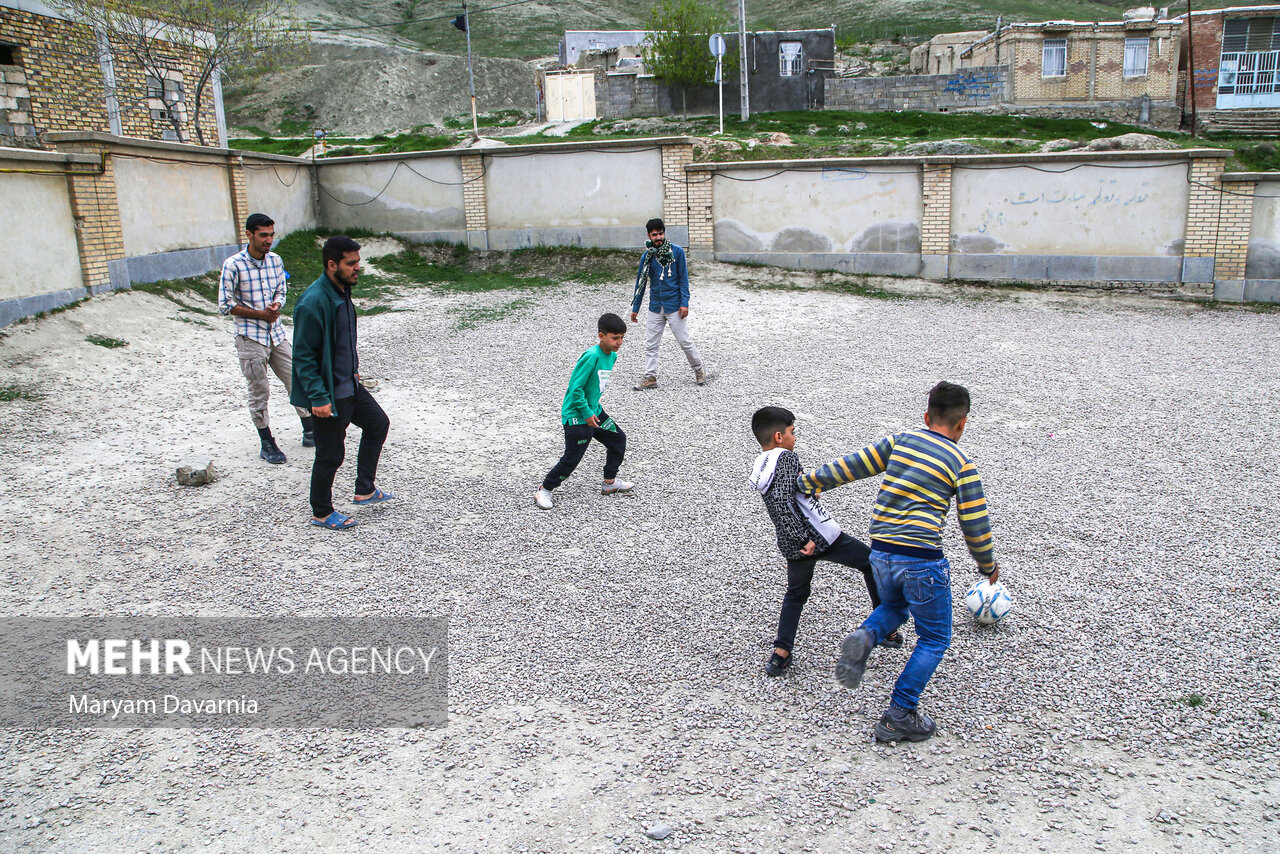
left=964, top=579, right=1013, bottom=625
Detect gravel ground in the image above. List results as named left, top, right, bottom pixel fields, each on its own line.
left=0, top=264, right=1278, bottom=853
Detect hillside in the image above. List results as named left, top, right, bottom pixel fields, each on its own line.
left=290, top=0, right=1280, bottom=59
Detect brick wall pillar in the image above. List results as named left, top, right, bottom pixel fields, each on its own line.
left=55, top=141, right=126, bottom=293
left=660, top=142, right=693, bottom=231
left=1182, top=156, right=1227, bottom=285
left=460, top=154, right=488, bottom=250
left=1214, top=179, right=1256, bottom=284
left=685, top=168, right=714, bottom=255
left=228, top=154, right=249, bottom=236
left=920, top=161, right=953, bottom=279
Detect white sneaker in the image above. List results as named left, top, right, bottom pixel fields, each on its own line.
left=601, top=479, right=634, bottom=495
left=534, top=488, right=554, bottom=510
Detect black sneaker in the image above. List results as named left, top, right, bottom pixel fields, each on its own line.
left=764, top=651, right=791, bottom=677
left=260, top=439, right=287, bottom=465
left=878, top=631, right=905, bottom=650
left=834, top=628, right=874, bottom=689
left=302, top=431, right=315, bottom=448
left=874, top=705, right=937, bottom=743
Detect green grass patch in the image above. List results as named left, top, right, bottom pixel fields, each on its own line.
left=0, top=383, right=41, bottom=402
left=131, top=272, right=221, bottom=308
left=1177, top=693, right=1206, bottom=708
left=449, top=297, right=533, bottom=330
left=86, top=334, right=128, bottom=349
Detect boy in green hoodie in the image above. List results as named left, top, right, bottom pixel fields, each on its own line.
left=535, top=313, right=632, bottom=510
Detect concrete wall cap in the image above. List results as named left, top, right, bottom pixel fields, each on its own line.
left=45, top=131, right=232, bottom=159
left=0, top=146, right=98, bottom=167
left=318, top=136, right=699, bottom=166
left=1220, top=172, right=1280, bottom=182
left=687, top=148, right=1233, bottom=171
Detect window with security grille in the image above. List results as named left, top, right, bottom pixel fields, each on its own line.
left=1218, top=17, right=1279, bottom=98
left=1124, top=38, right=1149, bottom=77
left=779, top=42, right=803, bottom=76
left=1042, top=39, right=1066, bottom=77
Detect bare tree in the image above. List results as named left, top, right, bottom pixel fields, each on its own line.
left=53, top=0, right=306, bottom=145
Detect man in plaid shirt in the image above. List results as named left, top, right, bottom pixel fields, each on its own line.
left=219, top=213, right=314, bottom=464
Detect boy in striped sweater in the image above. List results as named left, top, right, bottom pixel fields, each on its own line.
left=798, top=382, right=1000, bottom=743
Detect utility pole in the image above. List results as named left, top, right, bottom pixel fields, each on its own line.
left=738, top=0, right=749, bottom=119
left=455, top=1, right=480, bottom=139
left=1184, top=0, right=1198, bottom=138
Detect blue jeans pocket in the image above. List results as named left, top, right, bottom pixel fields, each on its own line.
left=904, top=561, right=949, bottom=605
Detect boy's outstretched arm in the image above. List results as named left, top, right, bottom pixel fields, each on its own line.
left=956, top=460, right=997, bottom=576
left=796, top=435, right=896, bottom=494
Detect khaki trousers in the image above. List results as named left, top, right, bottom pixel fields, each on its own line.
left=235, top=335, right=309, bottom=430
left=643, top=309, right=703, bottom=379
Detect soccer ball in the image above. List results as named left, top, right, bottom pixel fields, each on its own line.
left=964, top=579, right=1013, bottom=625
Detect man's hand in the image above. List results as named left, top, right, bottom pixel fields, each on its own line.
left=262, top=305, right=281, bottom=323
left=678, top=306, right=689, bottom=319
left=630, top=312, right=638, bottom=323
left=801, top=540, right=816, bottom=556
left=586, top=415, right=599, bottom=428
left=312, top=404, right=333, bottom=418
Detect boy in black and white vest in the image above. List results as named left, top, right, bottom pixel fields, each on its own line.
left=749, top=406, right=901, bottom=676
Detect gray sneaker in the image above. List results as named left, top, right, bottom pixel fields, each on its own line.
left=874, top=705, right=937, bottom=743
left=834, top=628, right=874, bottom=689
left=694, top=368, right=707, bottom=385
left=634, top=376, right=658, bottom=391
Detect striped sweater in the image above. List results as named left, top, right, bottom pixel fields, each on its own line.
left=796, top=429, right=995, bottom=574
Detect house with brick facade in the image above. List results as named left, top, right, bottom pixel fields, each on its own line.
left=958, top=13, right=1181, bottom=125
left=0, top=0, right=226, bottom=150
left=1177, top=5, right=1279, bottom=134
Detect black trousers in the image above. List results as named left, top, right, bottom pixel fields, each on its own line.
left=773, top=532, right=880, bottom=653
left=310, top=384, right=390, bottom=518
left=541, top=411, right=626, bottom=490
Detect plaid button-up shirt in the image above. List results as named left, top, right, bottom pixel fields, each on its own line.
left=218, top=249, right=288, bottom=346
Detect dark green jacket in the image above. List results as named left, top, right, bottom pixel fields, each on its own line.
left=290, top=274, right=349, bottom=409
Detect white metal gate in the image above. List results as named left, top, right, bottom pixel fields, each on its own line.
left=544, top=72, right=597, bottom=122
left=1217, top=16, right=1280, bottom=108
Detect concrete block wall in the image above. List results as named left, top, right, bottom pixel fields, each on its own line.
left=825, top=68, right=1007, bottom=112
left=4, top=135, right=1280, bottom=328
left=688, top=149, right=1275, bottom=297
left=600, top=73, right=673, bottom=119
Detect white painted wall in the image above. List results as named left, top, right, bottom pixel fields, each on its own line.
left=114, top=156, right=236, bottom=256
left=316, top=156, right=465, bottom=234
left=1247, top=180, right=1280, bottom=279
left=712, top=165, right=923, bottom=253
left=485, top=149, right=662, bottom=229
left=243, top=159, right=316, bottom=239
left=0, top=171, right=83, bottom=300
left=950, top=162, right=1189, bottom=256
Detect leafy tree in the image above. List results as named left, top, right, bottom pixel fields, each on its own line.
left=52, top=0, right=305, bottom=145
left=641, top=0, right=737, bottom=118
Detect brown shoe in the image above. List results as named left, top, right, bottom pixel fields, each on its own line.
left=634, top=376, right=657, bottom=391
left=694, top=368, right=707, bottom=385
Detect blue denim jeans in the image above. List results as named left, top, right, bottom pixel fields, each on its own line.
left=861, top=550, right=953, bottom=711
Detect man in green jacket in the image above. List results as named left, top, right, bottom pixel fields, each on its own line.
left=291, top=235, right=393, bottom=530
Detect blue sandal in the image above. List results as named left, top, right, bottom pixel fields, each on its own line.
left=311, top=511, right=358, bottom=530
left=352, top=488, right=394, bottom=505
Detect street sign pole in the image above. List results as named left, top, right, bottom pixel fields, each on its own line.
left=709, top=33, right=726, bottom=135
